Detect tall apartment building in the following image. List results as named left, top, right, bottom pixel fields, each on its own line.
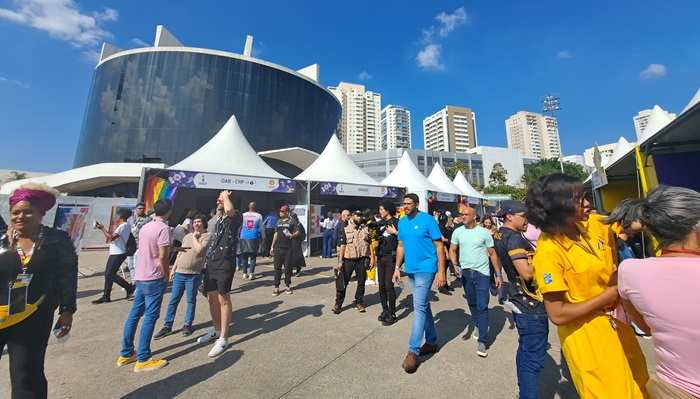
left=633, top=106, right=676, bottom=141
left=422, top=106, right=477, bottom=153
left=505, top=111, right=562, bottom=160
left=380, top=105, right=411, bottom=150
left=328, top=82, right=382, bottom=154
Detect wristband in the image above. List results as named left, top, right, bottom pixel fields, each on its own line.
left=494, top=272, right=502, bottom=278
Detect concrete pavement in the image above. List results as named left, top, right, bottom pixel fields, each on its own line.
left=0, top=250, right=655, bottom=398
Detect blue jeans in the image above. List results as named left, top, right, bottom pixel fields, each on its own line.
left=322, top=229, right=334, bottom=258
left=513, top=312, right=549, bottom=399
left=163, top=273, right=201, bottom=328
left=239, top=253, right=257, bottom=275
left=121, top=279, right=166, bottom=362
left=460, top=269, right=491, bottom=344
left=407, top=272, right=438, bottom=355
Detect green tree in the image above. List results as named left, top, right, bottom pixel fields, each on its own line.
left=446, top=160, right=469, bottom=179
left=483, top=184, right=527, bottom=201
left=6, top=171, right=27, bottom=182
left=488, top=163, right=508, bottom=186
left=521, top=159, right=588, bottom=187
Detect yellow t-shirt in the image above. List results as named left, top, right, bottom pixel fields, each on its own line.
left=533, top=214, right=648, bottom=399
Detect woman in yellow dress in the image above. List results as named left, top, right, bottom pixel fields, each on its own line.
left=526, top=174, right=648, bottom=398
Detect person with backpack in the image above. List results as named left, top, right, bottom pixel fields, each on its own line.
left=93, top=208, right=136, bottom=304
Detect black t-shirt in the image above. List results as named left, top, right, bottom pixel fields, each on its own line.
left=377, top=218, right=399, bottom=258
left=204, top=212, right=242, bottom=270
left=494, top=226, right=545, bottom=314
left=273, top=216, right=298, bottom=254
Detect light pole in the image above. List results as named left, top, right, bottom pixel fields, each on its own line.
left=543, top=95, right=564, bottom=173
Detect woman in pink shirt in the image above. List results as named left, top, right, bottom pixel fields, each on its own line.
left=618, top=185, right=700, bottom=399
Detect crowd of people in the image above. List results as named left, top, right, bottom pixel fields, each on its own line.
left=1, top=176, right=699, bottom=398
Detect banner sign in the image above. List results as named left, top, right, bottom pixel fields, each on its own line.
left=167, top=170, right=295, bottom=193
left=428, top=191, right=458, bottom=203
left=319, top=182, right=399, bottom=198
left=53, top=204, right=90, bottom=252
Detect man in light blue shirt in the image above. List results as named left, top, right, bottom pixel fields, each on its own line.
left=392, top=193, right=446, bottom=374
left=450, top=206, right=502, bottom=358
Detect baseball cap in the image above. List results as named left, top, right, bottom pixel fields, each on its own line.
left=496, top=200, right=527, bottom=218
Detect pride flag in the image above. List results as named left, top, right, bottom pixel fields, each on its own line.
left=143, top=175, right=178, bottom=212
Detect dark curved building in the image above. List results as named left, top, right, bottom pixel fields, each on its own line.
left=74, top=27, right=341, bottom=168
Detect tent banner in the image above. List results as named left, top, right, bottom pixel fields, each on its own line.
left=319, top=182, right=399, bottom=198
left=428, top=191, right=458, bottom=203
left=167, top=170, right=295, bottom=193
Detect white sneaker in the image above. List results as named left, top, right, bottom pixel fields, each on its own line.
left=248, top=274, right=254, bottom=280
left=472, top=330, right=479, bottom=340
left=286, top=287, right=293, bottom=295
left=197, top=327, right=218, bottom=344
left=208, top=338, right=228, bottom=358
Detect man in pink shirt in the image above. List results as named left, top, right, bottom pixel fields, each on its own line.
left=117, top=199, right=172, bottom=372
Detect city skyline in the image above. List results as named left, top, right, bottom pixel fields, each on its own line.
left=0, top=0, right=698, bottom=172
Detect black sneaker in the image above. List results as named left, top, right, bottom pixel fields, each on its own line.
left=181, top=325, right=194, bottom=337
left=153, top=327, right=172, bottom=340
left=125, top=286, right=135, bottom=300
left=382, top=313, right=397, bottom=326
left=377, top=310, right=388, bottom=322
left=91, top=297, right=110, bottom=304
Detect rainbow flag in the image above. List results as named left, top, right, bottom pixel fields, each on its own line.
left=143, top=175, right=178, bottom=212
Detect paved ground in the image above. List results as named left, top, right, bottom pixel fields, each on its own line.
left=1, top=251, right=655, bottom=399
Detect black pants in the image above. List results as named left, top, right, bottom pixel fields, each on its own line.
left=273, top=250, right=293, bottom=288
left=103, top=253, right=133, bottom=299
left=335, top=258, right=368, bottom=307
left=378, top=256, right=397, bottom=314
left=0, top=304, right=54, bottom=399
left=263, top=228, right=275, bottom=255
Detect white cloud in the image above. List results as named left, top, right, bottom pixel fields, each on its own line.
left=358, top=70, right=372, bottom=81
left=640, top=63, right=667, bottom=80
left=557, top=50, right=575, bottom=60
left=0, top=0, right=118, bottom=48
left=416, top=44, right=444, bottom=71
left=435, top=7, right=467, bottom=37
left=0, top=76, right=30, bottom=89
left=130, top=37, right=150, bottom=47
left=81, top=48, right=101, bottom=63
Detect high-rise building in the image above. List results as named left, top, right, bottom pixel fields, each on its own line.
left=328, top=82, right=382, bottom=154
left=633, top=106, right=676, bottom=141
left=422, top=106, right=477, bottom=153
left=380, top=105, right=411, bottom=150
left=505, top=111, right=562, bottom=160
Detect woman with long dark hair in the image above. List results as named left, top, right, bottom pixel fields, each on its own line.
left=526, top=174, right=648, bottom=398
left=0, top=183, right=78, bottom=398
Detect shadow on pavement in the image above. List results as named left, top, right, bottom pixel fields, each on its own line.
left=434, top=308, right=471, bottom=348
left=121, top=350, right=243, bottom=399
left=486, top=306, right=509, bottom=347
left=230, top=302, right=324, bottom=346
left=538, top=353, right=578, bottom=399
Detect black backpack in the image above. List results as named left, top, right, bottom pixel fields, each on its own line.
left=125, top=232, right=137, bottom=256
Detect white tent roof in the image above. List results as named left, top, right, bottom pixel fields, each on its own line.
left=295, top=135, right=379, bottom=185
left=169, top=114, right=287, bottom=179
left=0, top=162, right=165, bottom=195
left=381, top=151, right=442, bottom=192
left=427, top=163, right=464, bottom=195
left=682, top=88, right=700, bottom=114
left=453, top=171, right=486, bottom=199
left=638, top=105, right=675, bottom=144
left=604, top=136, right=636, bottom=167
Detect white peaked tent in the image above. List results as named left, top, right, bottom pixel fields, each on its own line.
left=682, top=88, right=700, bottom=114
left=295, top=134, right=378, bottom=185
left=382, top=151, right=442, bottom=211
left=638, top=105, right=675, bottom=144
left=427, top=163, right=463, bottom=195
left=604, top=136, right=636, bottom=167
left=169, top=114, right=288, bottom=178
left=453, top=171, right=486, bottom=200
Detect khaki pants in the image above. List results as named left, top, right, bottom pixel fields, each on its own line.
left=647, top=374, right=696, bottom=399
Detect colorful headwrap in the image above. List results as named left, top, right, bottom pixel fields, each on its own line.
left=9, top=188, right=57, bottom=215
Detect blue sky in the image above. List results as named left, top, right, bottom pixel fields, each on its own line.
left=1, top=0, right=698, bottom=172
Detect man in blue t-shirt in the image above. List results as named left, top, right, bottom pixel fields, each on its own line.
left=392, top=193, right=446, bottom=374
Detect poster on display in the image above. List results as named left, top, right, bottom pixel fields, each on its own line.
left=109, top=205, right=135, bottom=234
left=289, top=205, right=308, bottom=236
left=167, top=170, right=295, bottom=193
left=319, top=182, right=399, bottom=198
left=53, top=204, right=90, bottom=252
left=427, top=191, right=458, bottom=203
left=307, top=204, right=322, bottom=239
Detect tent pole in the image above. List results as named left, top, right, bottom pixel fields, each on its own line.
left=305, top=180, right=311, bottom=257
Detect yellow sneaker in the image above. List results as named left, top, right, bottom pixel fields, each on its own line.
left=116, top=353, right=136, bottom=367
left=133, top=358, right=168, bottom=372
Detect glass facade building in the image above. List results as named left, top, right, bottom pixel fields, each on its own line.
left=74, top=49, right=341, bottom=167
